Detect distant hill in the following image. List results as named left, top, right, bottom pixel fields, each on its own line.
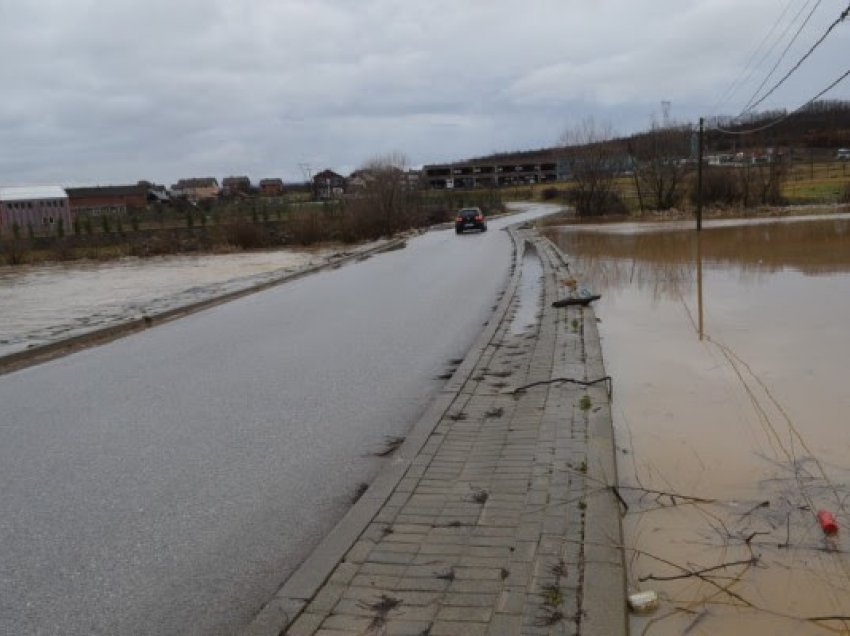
left=443, top=100, right=850, bottom=166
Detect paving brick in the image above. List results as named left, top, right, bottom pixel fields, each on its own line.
left=384, top=620, right=435, bottom=636
left=396, top=577, right=452, bottom=592
left=349, top=574, right=400, bottom=589
left=496, top=587, right=526, bottom=614
left=328, top=561, right=360, bottom=586
left=359, top=562, right=409, bottom=577
left=367, top=551, right=418, bottom=565
left=486, top=614, right=524, bottom=636
left=286, top=611, right=326, bottom=636
left=449, top=579, right=504, bottom=594
left=437, top=605, right=494, bottom=622
left=430, top=620, right=488, bottom=636
left=320, top=614, right=373, bottom=631
left=310, top=583, right=346, bottom=613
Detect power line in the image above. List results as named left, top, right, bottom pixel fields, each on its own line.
left=741, top=0, right=825, bottom=113
left=711, top=64, right=850, bottom=135
left=740, top=1, right=850, bottom=116
left=711, top=0, right=798, bottom=113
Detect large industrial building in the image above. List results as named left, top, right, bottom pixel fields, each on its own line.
left=422, top=158, right=568, bottom=189
left=0, top=185, right=72, bottom=234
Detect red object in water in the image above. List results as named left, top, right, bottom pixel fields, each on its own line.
left=818, top=509, right=838, bottom=535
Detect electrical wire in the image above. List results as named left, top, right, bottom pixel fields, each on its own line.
left=740, top=0, right=825, bottom=114
left=711, top=0, right=798, bottom=114
left=740, top=1, right=850, bottom=116
left=711, top=64, right=850, bottom=135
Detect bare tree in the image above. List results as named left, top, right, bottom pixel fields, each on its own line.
left=632, top=122, right=694, bottom=211
left=751, top=155, right=788, bottom=205
left=559, top=120, right=623, bottom=217
left=346, top=152, right=422, bottom=238
left=733, top=154, right=788, bottom=207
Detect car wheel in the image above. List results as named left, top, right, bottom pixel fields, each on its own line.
left=455, top=228, right=462, bottom=234
left=481, top=225, right=487, bottom=232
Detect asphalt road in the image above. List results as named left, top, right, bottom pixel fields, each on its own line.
left=0, top=203, right=554, bottom=635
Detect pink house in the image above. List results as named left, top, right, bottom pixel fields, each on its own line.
left=0, top=186, right=72, bottom=235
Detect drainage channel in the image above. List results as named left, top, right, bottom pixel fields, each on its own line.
left=509, top=243, right=544, bottom=335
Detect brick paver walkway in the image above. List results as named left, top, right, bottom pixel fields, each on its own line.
left=249, top=228, right=626, bottom=636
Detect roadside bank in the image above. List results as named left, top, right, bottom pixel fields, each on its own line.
left=246, top=225, right=627, bottom=636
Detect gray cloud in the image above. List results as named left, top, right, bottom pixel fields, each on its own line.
left=0, top=0, right=848, bottom=186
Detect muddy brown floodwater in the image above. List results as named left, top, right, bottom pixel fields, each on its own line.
left=546, top=214, right=850, bottom=636
left=0, top=248, right=332, bottom=358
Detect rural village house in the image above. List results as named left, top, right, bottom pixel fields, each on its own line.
left=221, top=176, right=252, bottom=196
left=259, top=178, right=285, bottom=196
left=312, top=169, right=345, bottom=200
left=171, top=177, right=220, bottom=201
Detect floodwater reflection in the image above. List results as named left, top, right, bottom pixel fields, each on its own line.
left=546, top=214, right=850, bottom=635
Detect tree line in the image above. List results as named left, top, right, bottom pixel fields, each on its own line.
left=557, top=100, right=850, bottom=217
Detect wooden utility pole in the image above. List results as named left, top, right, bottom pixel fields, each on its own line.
left=697, top=233, right=704, bottom=341
left=697, top=117, right=704, bottom=232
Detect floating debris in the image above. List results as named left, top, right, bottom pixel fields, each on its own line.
left=628, top=590, right=659, bottom=614
left=818, top=509, right=839, bottom=535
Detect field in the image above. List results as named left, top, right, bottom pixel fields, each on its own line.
left=501, top=159, right=850, bottom=212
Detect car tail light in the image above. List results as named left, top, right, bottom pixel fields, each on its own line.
left=456, top=216, right=463, bottom=222
left=475, top=215, right=483, bottom=221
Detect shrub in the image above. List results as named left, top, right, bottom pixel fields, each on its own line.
left=691, top=167, right=741, bottom=206
left=288, top=210, right=324, bottom=245
left=226, top=221, right=265, bottom=249
left=840, top=181, right=850, bottom=203
left=51, top=242, right=73, bottom=261
left=563, top=189, right=628, bottom=216
left=3, top=242, right=27, bottom=265
left=541, top=187, right=562, bottom=201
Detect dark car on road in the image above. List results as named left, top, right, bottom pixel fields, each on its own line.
left=455, top=207, right=487, bottom=234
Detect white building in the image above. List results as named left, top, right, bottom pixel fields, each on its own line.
left=0, top=186, right=72, bottom=234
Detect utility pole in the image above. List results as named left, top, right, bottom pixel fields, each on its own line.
left=697, top=117, right=704, bottom=232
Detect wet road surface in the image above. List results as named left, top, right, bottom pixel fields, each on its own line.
left=0, top=204, right=554, bottom=635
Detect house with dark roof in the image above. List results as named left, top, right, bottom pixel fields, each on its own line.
left=312, top=169, right=345, bottom=200
left=259, top=178, right=285, bottom=196
left=66, top=183, right=166, bottom=217
left=222, top=176, right=252, bottom=197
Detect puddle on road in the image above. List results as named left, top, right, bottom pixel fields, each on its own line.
left=510, top=244, right=543, bottom=335
left=546, top=215, right=850, bottom=635
left=0, top=249, right=331, bottom=357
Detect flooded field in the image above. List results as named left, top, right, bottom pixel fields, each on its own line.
left=547, top=214, right=850, bottom=635
left=0, top=248, right=332, bottom=358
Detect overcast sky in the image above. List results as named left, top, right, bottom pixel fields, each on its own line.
left=1, top=0, right=848, bottom=187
